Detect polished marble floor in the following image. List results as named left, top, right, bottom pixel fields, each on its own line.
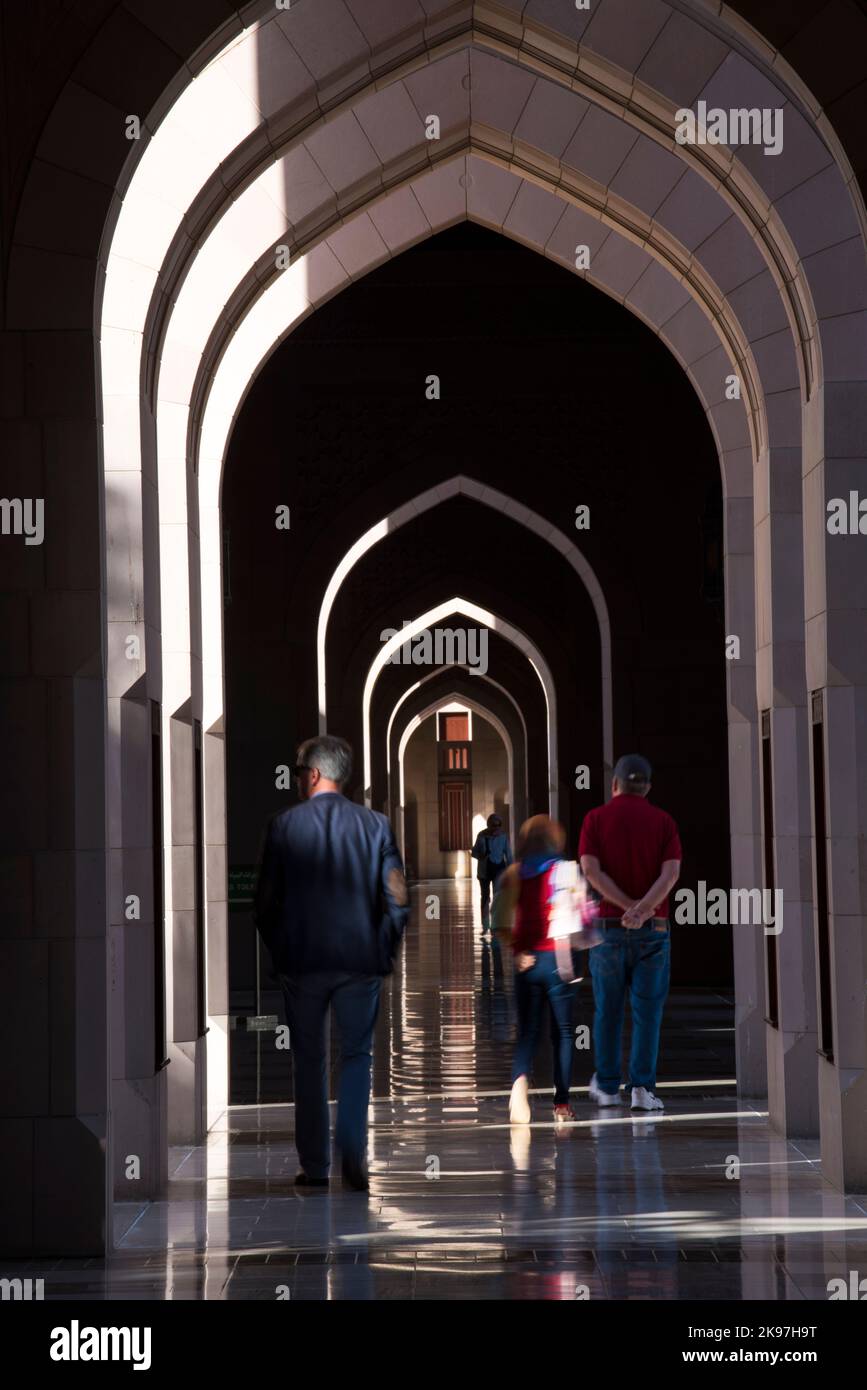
left=13, top=882, right=867, bottom=1299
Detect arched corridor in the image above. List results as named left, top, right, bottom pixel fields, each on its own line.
left=223, top=224, right=733, bottom=1107
left=2, top=0, right=867, bottom=1324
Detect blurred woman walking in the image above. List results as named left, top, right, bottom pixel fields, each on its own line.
left=493, top=815, right=577, bottom=1125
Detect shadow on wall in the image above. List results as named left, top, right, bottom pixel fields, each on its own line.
left=404, top=790, right=418, bottom=879
left=494, top=787, right=509, bottom=837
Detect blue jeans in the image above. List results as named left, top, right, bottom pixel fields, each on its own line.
left=279, top=971, right=381, bottom=1178
left=511, top=953, right=574, bottom=1104
left=588, top=921, right=670, bottom=1093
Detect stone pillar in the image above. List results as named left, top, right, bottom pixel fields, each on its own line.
left=723, top=446, right=766, bottom=1098
left=756, top=436, right=818, bottom=1139
left=728, top=719, right=766, bottom=1096
left=0, top=328, right=109, bottom=1255
left=806, top=383, right=867, bottom=1189
left=106, top=366, right=169, bottom=1209
left=204, top=726, right=229, bottom=1132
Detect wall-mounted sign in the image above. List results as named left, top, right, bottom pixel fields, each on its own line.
left=228, top=865, right=257, bottom=906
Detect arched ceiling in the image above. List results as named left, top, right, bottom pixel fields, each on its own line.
left=3, top=0, right=866, bottom=278
left=51, top=0, right=857, bottom=550
left=82, top=0, right=863, bottom=539
left=129, top=13, right=841, bottom=476
left=10, top=0, right=857, bottom=732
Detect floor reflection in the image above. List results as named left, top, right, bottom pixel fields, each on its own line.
left=14, top=882, right=867, bottom=1299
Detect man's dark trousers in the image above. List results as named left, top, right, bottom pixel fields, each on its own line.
left=479, top=864, right=505, bottom=917
left=280, top=970, right=381, bottom=1179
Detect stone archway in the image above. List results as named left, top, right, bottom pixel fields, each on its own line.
left=6, top=0, right=867, bottom=1256
left=396, top=691, right=517, bottom=872
left=386, top=666, right=530, bottom=834
left=89, top=0, right=863, bottom=1194
left=318, top=474, right=613, bottom=781
left=364, top=596, right=558, bottom=813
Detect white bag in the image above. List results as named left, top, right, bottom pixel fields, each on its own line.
left=547, top=860, right=602, bottom=982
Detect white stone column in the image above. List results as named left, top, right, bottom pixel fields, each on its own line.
left=805, top=386, right=867, bottom=1188
left=724, top=486, right=766, bottom=1097
left=755, top=433, right=819, bottom=1138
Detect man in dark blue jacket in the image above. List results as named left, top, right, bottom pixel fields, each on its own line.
left=254, top=735, right=409, bottom=1191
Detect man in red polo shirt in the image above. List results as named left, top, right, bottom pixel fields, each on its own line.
left=578, top=754, right=682, bottom=1112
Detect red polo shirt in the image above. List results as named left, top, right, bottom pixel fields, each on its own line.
left=578, top=794, right=682, bottom=918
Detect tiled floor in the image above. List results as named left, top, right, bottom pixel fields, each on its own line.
left=12, top=882, right=867, bottom=1299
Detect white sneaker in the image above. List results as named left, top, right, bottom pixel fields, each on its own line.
left=509, top=1075, right=531, bottom=1124
left=588, top=1073, right=621, bottom=1107
left=631, top=1086, right=664, bottom=1111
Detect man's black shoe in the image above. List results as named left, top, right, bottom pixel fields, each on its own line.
left=341, top=1158, right=369, bottom=1192
left=295, top=1173, right=329, bottom=1188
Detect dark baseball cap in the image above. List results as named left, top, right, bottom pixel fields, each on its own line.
left=613, top=754, right=652, bottom=786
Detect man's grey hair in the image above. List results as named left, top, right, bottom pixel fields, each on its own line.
left=297, top=735, right=353, bottom=786
left=615, top=777, right=650, bottom=796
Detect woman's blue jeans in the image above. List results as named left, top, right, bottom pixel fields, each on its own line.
left=588, top=920, right=670, bottom=1094
left=511, top=953, right=574, bottom=1104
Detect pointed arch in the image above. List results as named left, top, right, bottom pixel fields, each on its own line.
left=364, top=596, right=558, bottom=817
left=321, top=475, right=612, bottom=782
left=396, top=692, right=516, bottom=867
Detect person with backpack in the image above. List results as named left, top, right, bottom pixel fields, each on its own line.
left=471, top=813, right=512, bottom=929
left=493, top=815, right=582, bottom=1125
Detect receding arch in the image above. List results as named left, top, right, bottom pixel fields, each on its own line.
left=386, top=666, right=529, bottom=801
left=191, top=146, right=765, bottom=491
left=188, top=158, right=762, bottom=825
left=396, top=693, right=516, bottom=870
left=192, top=165, right=762, bottom=1149
left=385, top=669, right=531, bottom=856
left=364, top=597, right=558, bottom=818
left=321, top=474, right=612, bottom=781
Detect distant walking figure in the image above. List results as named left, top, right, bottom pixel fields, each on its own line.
left=578, top=755, right=682, bottom=1112
left=254, top=735, right=409, bottom=1191
left=471, top=813, right=512, bottom=928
